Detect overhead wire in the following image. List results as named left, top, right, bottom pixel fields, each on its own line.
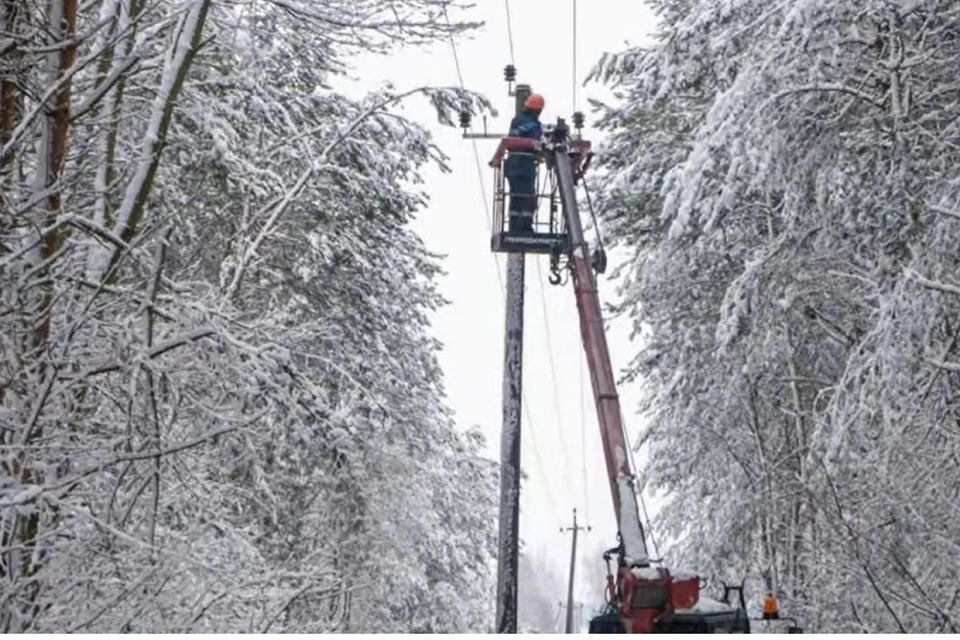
left=620, top=405, right=662, bottom=559
left=580, top=347, right=589, bottom=526
left=442, top=4, right=563, bottom=525
left=499, top=0, right=580, bottom=510
left=441, top=0, right=668, bottom=602
left=574, top=0, right=591, bottom=524
left=631, top=447, right=662, bottom=560
left=582, top=179, right=605, bottom=253
left=503, top=0, right=516, bottom=66
left=595, top=298, right=662, bottom=559
left=494, top=0, right=581, bottom=517
left=564, top=1, right=656, bottom=554
left=570, top=0, right=591, bottom=529
left=533, top=262, right=576, bottom=499
left=572, top=0, right=578, bottom=113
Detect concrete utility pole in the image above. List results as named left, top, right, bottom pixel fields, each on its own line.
left=562, top=509, right=590, bottom=633
left=495, top=82, right=531, bottom=635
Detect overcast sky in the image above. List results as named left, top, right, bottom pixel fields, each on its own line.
left=343, top=0, right=659, bottom=623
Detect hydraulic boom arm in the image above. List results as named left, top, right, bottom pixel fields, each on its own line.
left=548, top=142, right=649, bottom=568
left=478, top=111, right=799, bottom=633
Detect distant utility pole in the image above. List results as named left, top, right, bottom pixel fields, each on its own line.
left=562, top=509, right=590, bottom=633
left=557, top=601, right=586, bottom=634
left=495, top=82, right=532, bottom=635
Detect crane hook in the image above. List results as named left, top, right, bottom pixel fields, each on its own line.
left=549, top=250, right=563, bottom=285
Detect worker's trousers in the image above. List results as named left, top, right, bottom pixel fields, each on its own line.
left=506, top=170, right=536, bottom=232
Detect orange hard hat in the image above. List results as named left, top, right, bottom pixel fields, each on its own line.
left=524, top=93, right=545, bottom=110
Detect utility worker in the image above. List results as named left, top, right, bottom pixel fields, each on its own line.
left=504, top=93, right=544, bottom=232
left=762, top=592, right=779, bottom=620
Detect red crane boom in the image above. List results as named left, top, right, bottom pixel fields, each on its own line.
left=476, top=108, right=801, bottom=633
left=544, top=128, right=707, bottom=634
left=550, top=141, right=649, bottom=565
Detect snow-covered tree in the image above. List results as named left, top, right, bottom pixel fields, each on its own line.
left=1, top=0, right=496, bottom=632
left=590, top=0, right=960, bottom=632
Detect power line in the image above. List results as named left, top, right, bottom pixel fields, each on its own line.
left=580, top=348, right=589, bottom=526
left=552, top=602, right=563, bottom=633
left=499, top=0, right=576, bottom=505
left=622, top=417, right=661, bottom=558
left=572, top=0, right=578, bottom=113
left=447, top=0, right=660, bottom=567
left=534, top=258, right=576, bottom=498
left=639, top=482, right=661, bottom=560
left=520, top=385, right=564, bottom=521
left=618, top=407, right=661, bottom=558
left=503, top=0, right=516, bottom=65
left=595, top=299, right=661, bottom=559
left=443, top=8, right=490, bottom=229
left=442, top=5, right=562, bottom=525
left=498, top=0, right=580, bottom=513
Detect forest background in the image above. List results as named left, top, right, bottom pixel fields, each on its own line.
left=3, top=0, right=959, bottom=633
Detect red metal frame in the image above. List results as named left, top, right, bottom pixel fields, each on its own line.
left=488, top=136, right=541, bottom=168
left=488, top=138, right=590, bottom=223
left=552, top=140, right=706, bottom=634
left=612, top=568, right=700, bottom=632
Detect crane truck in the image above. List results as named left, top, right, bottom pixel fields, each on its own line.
left=462, top=71, right=804, bottom=634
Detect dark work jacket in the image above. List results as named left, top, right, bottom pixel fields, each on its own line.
left=505, top=109, right=542, bottom=178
